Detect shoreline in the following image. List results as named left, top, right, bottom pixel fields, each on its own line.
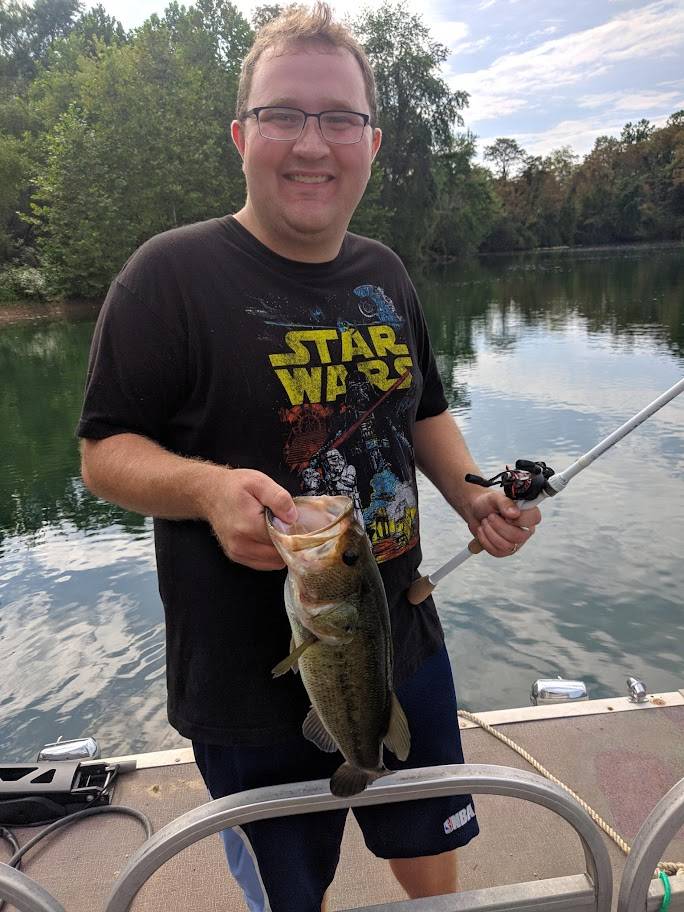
left=0, top=298, right=101, bottom=326
left=2, top=238, right=683, bottom=325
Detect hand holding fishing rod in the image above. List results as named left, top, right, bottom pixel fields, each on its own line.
left=407, top=376, right=684, bottom=605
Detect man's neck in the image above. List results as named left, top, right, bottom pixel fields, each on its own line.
left=233, top=207, right=344, bottom=264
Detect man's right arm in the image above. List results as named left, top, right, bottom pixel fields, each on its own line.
left=81, top=433, right=297, bottom=571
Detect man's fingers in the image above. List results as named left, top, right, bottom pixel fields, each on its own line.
left=478, top=514, right=531, bottom=558
left=224, top=539, right=286, bottom=570
left=248, top=475, right=297, bottom=524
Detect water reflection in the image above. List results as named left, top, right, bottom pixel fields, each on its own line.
left=415, top=245, right=684, bottom=407
left=0, top=245, right=682, bottom=758
left=0, top=321, right=146, bottom=547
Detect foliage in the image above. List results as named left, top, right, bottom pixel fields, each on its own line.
left=426, top=134, right=500, bottom=260
left=0, top=0, right=82, bottom=83
left=0, top=131, right=29, bottom=258
left=352, top=2, right=467, bottom=263
left=482, top=117, right=684, bottom=251
left=483, top=137, right=526, bottom=181
left=0, top=264, right=46, bottom=301
left=1, top=0, right=683, bottom=295
left=28, top=1, right=253, bottom=296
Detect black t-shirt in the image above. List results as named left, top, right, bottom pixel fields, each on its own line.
left=78, top=216, right=449, bottom=746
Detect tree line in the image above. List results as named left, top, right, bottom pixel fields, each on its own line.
left=1, top=0, right=683, bottom=301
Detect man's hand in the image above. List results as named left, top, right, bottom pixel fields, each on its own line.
left=80, top=435, right=297, bottom=572
left=467, top=490, right=541, bottom=558
left=205, top=469, right=297, bottom=571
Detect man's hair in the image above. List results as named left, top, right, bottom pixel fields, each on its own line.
left=235, top=2, right=377, bottom=125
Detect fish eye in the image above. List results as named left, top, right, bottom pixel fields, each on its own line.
left=344, top=624, right=354, bottom=634
left=342, top=549, right=359, bottom=566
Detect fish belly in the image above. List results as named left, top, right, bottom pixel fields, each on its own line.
left=291, top=594, right=391, bottom=773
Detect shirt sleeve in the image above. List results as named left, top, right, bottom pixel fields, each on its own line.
left=409, top=283, right=448, bottom=421
left=77, top=273, right=189, bottom=445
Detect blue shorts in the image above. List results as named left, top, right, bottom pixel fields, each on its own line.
left=193, top=645, right=478, bottom=912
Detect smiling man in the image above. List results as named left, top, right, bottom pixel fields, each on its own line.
left=78, top=5, right=540, bottom=911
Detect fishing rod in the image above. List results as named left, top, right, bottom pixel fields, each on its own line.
left=406, top=376, right=684, bottom=605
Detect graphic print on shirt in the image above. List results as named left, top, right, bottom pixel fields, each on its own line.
left=264, top=284, right=419, bottom=562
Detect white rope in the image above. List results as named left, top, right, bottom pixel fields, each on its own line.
left=458, top=709, right=684, bottom=877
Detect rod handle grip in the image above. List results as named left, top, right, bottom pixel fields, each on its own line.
left=406, top=575, right=435, bottom=605
left=406, top=538, right=484, bottom=605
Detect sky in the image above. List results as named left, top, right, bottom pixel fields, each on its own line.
left=96, top=0, right=684, bottom=161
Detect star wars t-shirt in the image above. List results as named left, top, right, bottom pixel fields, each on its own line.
left=78, top=216, right=449, bottom=745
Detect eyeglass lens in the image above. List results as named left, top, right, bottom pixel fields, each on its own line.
left=257, top=108, right=366, bottom=143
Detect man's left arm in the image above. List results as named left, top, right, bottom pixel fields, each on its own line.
left=413, top=410, right=541, bottom=558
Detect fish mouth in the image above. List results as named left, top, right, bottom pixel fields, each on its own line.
left=266, top=495, right=354, bottom=551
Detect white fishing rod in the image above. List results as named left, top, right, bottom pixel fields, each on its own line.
left=406, top=376, right=684, bottom=605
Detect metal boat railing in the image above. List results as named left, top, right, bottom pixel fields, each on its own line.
left=0, top=863, right=66, bottom=912
left=6, top=765, right=681, bottom=910
left=618, top=776, right=684, bottom=911
left=103, top=763, right=613, bottom=912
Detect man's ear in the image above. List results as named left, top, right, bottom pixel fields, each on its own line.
left=370, top=127, right=382, bottom=163
left=231, top=120, right=245, bottom=159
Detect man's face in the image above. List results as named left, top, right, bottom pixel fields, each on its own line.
left=231, top=43, right=382, bottom=259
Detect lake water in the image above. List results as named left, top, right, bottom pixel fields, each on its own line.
left=1, top=244, right=683, bottom=761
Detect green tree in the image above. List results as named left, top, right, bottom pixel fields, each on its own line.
left=0, top=131, right=28, bottom=259
left=483, top=137, right=526, bottom=181
left=31, top=2, right=253, bottom=296
left=0, top=0, right=82, bottom=83
left=251, top=4, right=281, bottom=30
left=425, top=134, right=500, bottom=260
left=353, top=2, right=467, bottom=262
left=621, top=118, right=654, bottom=144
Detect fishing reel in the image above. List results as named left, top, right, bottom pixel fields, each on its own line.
left=465, top=459, right=555, bottom=502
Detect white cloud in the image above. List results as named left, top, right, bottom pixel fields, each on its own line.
left=435, top=20, right=471, bottom=50
left=452, top=0, right=684, bottom=124
left=528, top=25, right=559, bottom=39
left=478, top=110, right=675, bottom=159
left=451, top=35, right=492, bottom=56
left=578, top=90, right=684, bottom=112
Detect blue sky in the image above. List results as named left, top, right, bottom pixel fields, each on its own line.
left=99, top=0, right=684, bottom=161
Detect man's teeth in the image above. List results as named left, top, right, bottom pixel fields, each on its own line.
left=289, top=175, right=329, bottom=183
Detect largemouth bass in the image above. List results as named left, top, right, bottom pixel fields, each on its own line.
left=266, top=494, right=410, bottom=797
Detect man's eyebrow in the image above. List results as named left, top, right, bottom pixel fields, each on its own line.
left=262, top=97, right=362, bottom=110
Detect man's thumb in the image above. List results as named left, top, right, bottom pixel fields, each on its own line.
left=257, top=478, right=298, bottom=524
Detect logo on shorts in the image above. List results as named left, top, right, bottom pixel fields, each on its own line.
left=443, top=803, right=475, bottom=834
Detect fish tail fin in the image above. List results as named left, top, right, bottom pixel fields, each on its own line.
left=330, top=763, right=388, bottom=797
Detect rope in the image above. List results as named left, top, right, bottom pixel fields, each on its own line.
left=457, top=709, right=684, bottom=878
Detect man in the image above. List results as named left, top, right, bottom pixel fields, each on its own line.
left=78, top=5, right=541, bottom=911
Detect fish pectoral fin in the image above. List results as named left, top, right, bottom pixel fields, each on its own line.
left=383, top=693, right=411, bottom=761
left=271, top=638, right=315, bottom=678
left=330, top=763, right=387, bottom=797
left=302, top=707, right=338, bottom=753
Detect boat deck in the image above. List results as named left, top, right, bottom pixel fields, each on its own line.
left=3, top=694, right=683, bottom=911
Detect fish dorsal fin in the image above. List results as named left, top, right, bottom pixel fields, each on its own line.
left=302, top=707, right=338, bottom=753
left=383, top=693, right=411, bottom=761
left=271, top=638, right=315, bottom=678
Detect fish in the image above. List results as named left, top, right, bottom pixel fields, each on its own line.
left=266, top=494, right=410, bottom=797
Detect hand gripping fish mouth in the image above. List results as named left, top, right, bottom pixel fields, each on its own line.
left=266, top=494, right=411, bottom=797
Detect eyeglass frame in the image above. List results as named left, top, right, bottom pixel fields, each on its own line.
left=243, top=106, right=372, bottom=144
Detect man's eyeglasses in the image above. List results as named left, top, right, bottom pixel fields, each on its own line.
left=245, top=107, right=370, bottom=144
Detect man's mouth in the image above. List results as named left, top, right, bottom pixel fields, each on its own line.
left=285, top=174, right=333, bottom=184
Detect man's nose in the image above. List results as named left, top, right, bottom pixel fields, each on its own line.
left=291, top=116, right=329, bottom=155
